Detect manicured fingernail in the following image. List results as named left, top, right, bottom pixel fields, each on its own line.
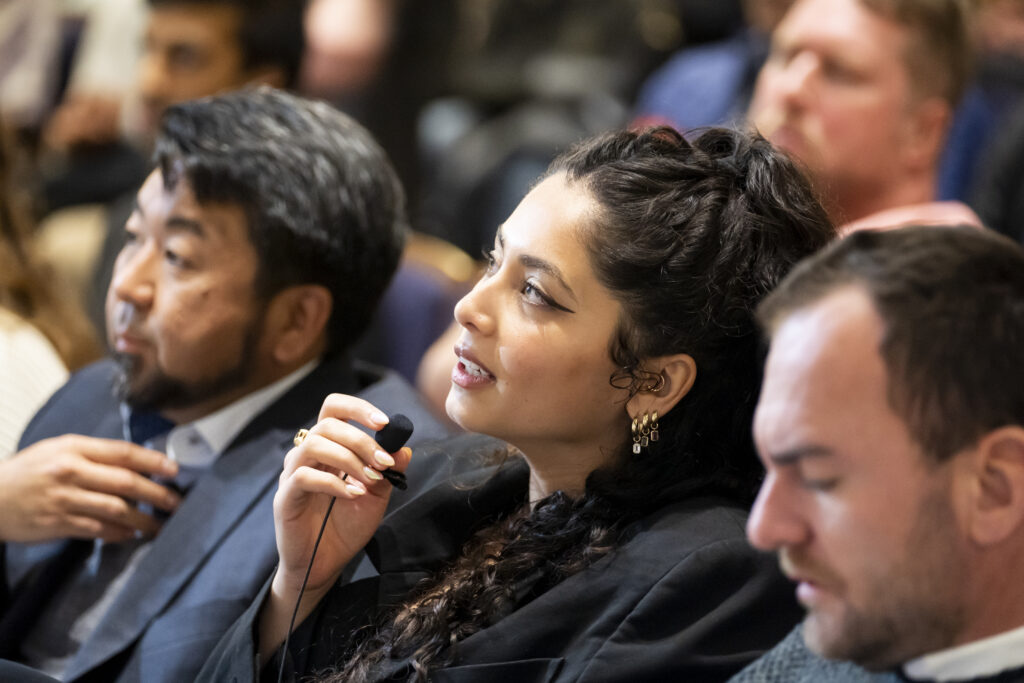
left=374, top=450, right=395, bottom=467
left=166, top=492, right=182, bottom=508
left=161, top=460, right=179, bottom=477
left=371, top=411, right=389, bottom=425
left=346, top=481, right=366, bottom=495
left=363, top=465, right=383, bottom=481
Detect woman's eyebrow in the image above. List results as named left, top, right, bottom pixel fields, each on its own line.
left=519, top=254, right=577, bottom=302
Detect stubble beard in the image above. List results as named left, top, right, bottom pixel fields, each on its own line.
left=801, top=489, right=967, bottom=671
left=112, top=321, right=262, bottom=414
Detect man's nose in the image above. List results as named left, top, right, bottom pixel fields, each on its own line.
left=137, top=49, right=168, bottom=102
left=110, top=243, right=157, bottom=310
left=747, top=471, right=811, bottom=551
left=774, top=52, right=818, bottom=108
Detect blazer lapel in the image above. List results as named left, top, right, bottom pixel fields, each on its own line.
left=63, top=424, right=291, bottom=681
left=63, top=357, right=358, bottom=681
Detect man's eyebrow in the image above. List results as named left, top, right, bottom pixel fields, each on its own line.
left=165, top=216, right=205, bottom=238
left=768, top=445, right=834, bottom=466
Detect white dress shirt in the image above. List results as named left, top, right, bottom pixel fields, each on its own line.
left=904, top=623, right=1024, bottom=681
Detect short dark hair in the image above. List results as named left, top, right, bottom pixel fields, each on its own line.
left=147, top=0, right=306, bottom=88
left=154, top=87, right=407, bottom=356
left=859, top=0, right=972, bottom=104
left=553, top=126, right=837, bottom=505
left=758, top=225, right=1024, bottom=461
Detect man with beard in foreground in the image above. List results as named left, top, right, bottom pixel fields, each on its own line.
left=734, top=226, right=1024, bottom=682
left=0, top=88, right=447, bottom=683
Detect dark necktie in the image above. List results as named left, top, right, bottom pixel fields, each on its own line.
left=127, top=411, right=175, bottom=445
left=126, top=410, right=184, bottom=519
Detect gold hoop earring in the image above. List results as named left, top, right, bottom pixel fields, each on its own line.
left=643, top=374, right=666, bottom=393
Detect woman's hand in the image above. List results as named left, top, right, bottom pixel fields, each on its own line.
left=259, top=394, right=412, bottom=656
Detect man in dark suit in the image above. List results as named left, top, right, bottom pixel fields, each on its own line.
left=0, top=88, right=448, bottom=682
left=733, top=226, right=1024, bottom=682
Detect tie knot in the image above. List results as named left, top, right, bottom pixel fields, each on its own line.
left=128, top=411, right=175, bottom=445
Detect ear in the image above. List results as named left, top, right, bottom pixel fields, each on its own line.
left=625, top=353, right=697, bottom=420
left=962, top=426, right=1024, bottom=547
left=263, top=285, right=333, bottom=366
left=900, top=96, right=951, bottom=173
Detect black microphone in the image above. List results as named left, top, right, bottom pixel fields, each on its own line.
left=376, top=413, right=413, bottom=490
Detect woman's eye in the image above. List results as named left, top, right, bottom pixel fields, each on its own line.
left=522, top=280, right=575, bottom=313
left=522, top=280, right=548, bottom=305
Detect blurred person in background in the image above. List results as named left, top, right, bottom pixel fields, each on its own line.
left=634, top=0, right=794, bottom=131
left=0, top=123, right=100, bottom=460
left=747, top=0, right=982, bottom=234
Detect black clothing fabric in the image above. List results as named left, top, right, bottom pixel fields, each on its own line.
left=199, top=441, right=802, bottom=683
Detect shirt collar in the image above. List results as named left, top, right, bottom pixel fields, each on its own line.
left=121, top=360, right=318, bottom=469
left=903, top=623, right=1024, bottom=681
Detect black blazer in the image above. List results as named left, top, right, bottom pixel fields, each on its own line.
left=0, top=356, right=451, bottom=683
left=199, top=438, right=803, bottom=683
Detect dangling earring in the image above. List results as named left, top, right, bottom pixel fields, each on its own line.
left=631, top=411, right=658, bottom=454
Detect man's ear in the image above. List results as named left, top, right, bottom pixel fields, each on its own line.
left=624, top=353, right=697, bottom=419
left=962, top=426, right=1024, bottom=546
left=900, top=95, right=951, bottom=173
left=264, top=285, right=332, bottom=366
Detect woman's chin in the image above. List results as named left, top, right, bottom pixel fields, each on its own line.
left=444, top=391, right=473, bottom=431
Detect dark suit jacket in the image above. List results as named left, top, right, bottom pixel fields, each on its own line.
left=199, top=438, right=802, bottom=683
left=0, top=356, right=450, bottom=683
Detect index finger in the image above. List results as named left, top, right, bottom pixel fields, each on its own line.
left=317, top=393, right=391, bottom=431
left=68, top=436, right=178, bottom=478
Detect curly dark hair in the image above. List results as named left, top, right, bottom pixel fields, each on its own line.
left=326, top=127, right=835, bottom=682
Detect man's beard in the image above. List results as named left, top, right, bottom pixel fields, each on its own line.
left=112, top=322, right=261, bottom=413
left=799, top=487, right=967, bottom=671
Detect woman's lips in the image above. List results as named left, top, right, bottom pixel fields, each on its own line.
left=451, top=345, right=495, bottom=388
